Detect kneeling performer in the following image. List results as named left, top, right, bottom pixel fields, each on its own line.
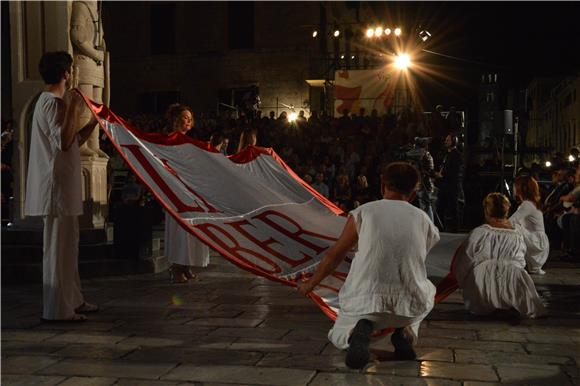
left=453, top=193, right=546, bottom=318
left=298, top=162, right=440, bottom=369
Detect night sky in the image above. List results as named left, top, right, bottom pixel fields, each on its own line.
left=365, top=2, right=580, bottom=111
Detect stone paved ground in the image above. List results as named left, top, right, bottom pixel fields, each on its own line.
left=2, top=253, right=579, bottom=386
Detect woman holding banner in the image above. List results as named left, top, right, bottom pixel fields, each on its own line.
left=164, top=104, right=210, bottom=283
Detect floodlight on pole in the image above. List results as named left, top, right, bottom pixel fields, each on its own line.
left=340, top=54, right=345, bottom=59
left=569, top=155, right=575, bottom=162
left=545, top=161, right=552, bottom=168
left=394, top=53, right=411, bottom=69
left=385, top=28, right=392, bottom=35
left=366, top=28, right=374, bottom=38
left=394, top=27, right=402, bottom=36
left=312, top=30, right=318, bottom=38
left=419, top=30, right=431, bottom=42
left=375, top=26, right=383, bottom=37
left=333, top=29, right=340, bottom=38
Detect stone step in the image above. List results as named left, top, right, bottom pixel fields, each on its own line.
left=0, top=242, right=119, bottom=261
left=1, top=226, right=113, bottom=245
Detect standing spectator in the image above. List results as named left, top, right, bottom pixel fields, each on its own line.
left=25, top=51, right=99, bottom=322
left=436, top=134, right=465, bottom=232
left=312, top=172, right=329, bottom=198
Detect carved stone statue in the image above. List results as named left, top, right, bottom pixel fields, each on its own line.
left=70, top=0, right=109, bottom=158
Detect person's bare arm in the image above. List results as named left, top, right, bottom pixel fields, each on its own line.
left=77, top=115, right=99, bottom=146
left=60, top=93, right=83, bottom=151
left=297, top=216, right=358, bottom=295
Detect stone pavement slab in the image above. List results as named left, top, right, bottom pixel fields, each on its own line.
left=162, top=364, right=315, bottom=385
left=1, top=374, right=66, bottom=386
left=37, top=358, right=178, bottom=379
left=308, top=372, right=461, bottom=386
left=1, top=355, right=61, bottom=374
left=2, top=253, right=580, bottom=385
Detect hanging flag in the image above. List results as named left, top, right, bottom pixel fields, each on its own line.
left=81, top=92, right=463, bottom=322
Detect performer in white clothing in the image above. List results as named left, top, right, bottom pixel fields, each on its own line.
left=298, top=162, right=440, bottom=369
left=454, top=193, right=546, bottom=318
left=25, top=52, right=99, bottom=322
left=509, top=176, right=549, bottom=274
left=163, top=103, right=210, bottom=283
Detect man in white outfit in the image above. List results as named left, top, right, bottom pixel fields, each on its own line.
left=298, top=162, right=440, bottom=369
left=25, top=51, right=99, bottom=322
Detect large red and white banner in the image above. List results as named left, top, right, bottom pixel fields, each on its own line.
left=83, top=94, right=461, bottom=321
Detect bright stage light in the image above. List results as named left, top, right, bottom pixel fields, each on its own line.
left=351, top=55, right=355, bottom=59
left=340, top=54, right=345, bottom=59
left=545, top=161, right=552, bottom=168
left=312, top=30, right=318, bottom=38
left=333, top=30, right=340, bottom=37
left=288, top=112, right=298, bottom=122
left=385, top=28, right=392, bottom=35
left=394, top=53, right=411, bottom=69
left=374, top=27, right=383, bottom=37
left=394, top=27, right=402, bottom=36
left=569, top=155, right=576, bottom=162
left=419, top=30, right=432, bottom=42
left=366, top=28, right=374, bottom=38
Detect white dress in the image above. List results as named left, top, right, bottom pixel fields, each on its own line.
left=453, top=224, right=546, bottom=318
left=509, top=201, right=549, bottom=273
left=329, top=200, right=440, bottom=349
left=164, top=212, right=210, bottom=267
left=25, top=92, right=85, bottom=319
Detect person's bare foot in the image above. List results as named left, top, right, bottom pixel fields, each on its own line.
left=75, top=302, right=99, bottom=313
left=169, top=264, right=188, bottom=284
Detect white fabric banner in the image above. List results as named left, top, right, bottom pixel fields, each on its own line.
left=83, top=94, right=461, bottom=320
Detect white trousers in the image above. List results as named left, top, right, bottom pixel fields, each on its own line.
left=328, top=310, right=430, bottom=350
left=43, top=215, right=84, bottom=319
left=165, top=213, right=210, bottom=267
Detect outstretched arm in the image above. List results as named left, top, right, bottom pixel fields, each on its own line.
left=297, top=216, right=358, bottom=295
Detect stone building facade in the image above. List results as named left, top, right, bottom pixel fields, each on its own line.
left=101, top=2, right=380, bottom=118
left=526, top=75, right=580, bottom=157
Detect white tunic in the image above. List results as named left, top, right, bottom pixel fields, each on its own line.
left=339, top=200, right=440, bottom=317
left=24, top=92, right=82, bottom=217
left=453, top=224, right=546, bottom=318
left=164, top=212, right=210, bottom=267
left=509, top=201, right=549, bottom=271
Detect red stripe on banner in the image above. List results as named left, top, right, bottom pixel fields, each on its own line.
left=434, top=241, right=465, bottom=304
left=77, top=90, right=342, bottom=320
left=77, top=90, right=459, bottom=328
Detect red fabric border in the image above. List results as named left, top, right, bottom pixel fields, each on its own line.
left=78, top=90, right=459, bottom=326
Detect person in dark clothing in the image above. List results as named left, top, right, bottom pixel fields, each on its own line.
left=436, top=134, right=464, bottom=232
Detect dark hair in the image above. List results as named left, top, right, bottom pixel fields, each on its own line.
left=483, top=192, right=510, bottom=219
left=38, top=51, right=73, bottom=85
left=165, top=103, right=193, bottom=130
left=210, top=131, right=226, bottom=148
left=381, top=162, right=420, bottom=196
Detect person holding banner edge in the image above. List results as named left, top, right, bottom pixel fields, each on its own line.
left=25, top=51, right=99, bottom=322
left=298, top=162, right=440, bottom=369
left=163, top=104, right=210, bottom=283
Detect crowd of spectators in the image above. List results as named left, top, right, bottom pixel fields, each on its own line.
left=125, top=106, right=464, bottom=216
